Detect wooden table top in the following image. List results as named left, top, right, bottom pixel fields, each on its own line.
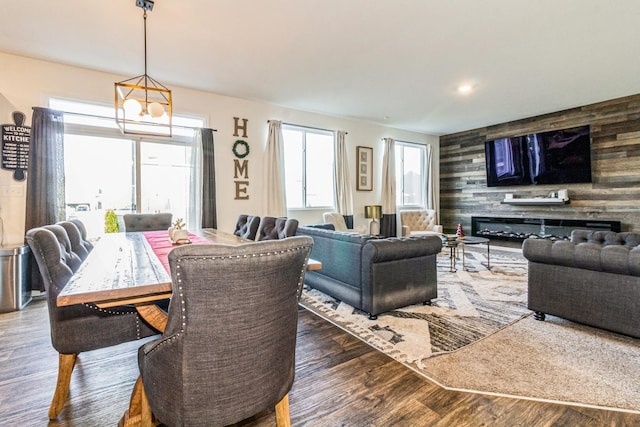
left=57, top=229, right=320, bottom=308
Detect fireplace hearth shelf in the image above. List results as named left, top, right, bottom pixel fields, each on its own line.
left=471, top=216, right=621, bottom=242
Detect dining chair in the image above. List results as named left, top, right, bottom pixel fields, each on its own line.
left=25, top=226, right=158, bottom=420
left=233, top=214, right=261, bottom=240
left=69, top=218, right=94, bottom=252
left=135, top=236, right=313, bottom=426
left=58, top=221, right=90, bottom=261
left=45, top=224, right=83, bottom=272
left=256, top=216, right=299, bottom=241
left=123, top=213, right=173, bottom=232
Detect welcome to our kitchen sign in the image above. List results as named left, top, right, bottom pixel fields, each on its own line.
left=1, top=111, right=30, bottom=181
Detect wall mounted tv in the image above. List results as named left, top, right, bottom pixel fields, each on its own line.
left=484, top=125, right=592, bottom=187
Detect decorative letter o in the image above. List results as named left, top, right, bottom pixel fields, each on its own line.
left=232, top=140, right=250, bottom=159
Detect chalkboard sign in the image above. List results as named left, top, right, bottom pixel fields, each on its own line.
left=1, top=111, right=30, bottom=181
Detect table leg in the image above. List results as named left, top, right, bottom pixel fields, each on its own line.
left=136, top=304, right=168, bottom=332
left=449, top=246, right=457, bottom=273
left=119, top=376, right=143, bottom=427
left=487, top=241, right=491, bottom=270
left=118, top=375, right=156, bottom=427
left=462, top=243, right=466, bottom=270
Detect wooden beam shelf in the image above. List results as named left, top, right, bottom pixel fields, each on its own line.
left=501, top=198, right=570, bottom=205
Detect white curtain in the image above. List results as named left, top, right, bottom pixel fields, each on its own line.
left=333, top=130, right=353, bottom=215
left=264, top=120, right=287, bottom=216
left=381, top=137, right=397, bottom=237
left=423, top=143, right=437, bottom=220
left=187, top=128, right=203, bottom=231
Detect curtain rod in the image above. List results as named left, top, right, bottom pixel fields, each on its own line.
left=267, top=120, right=347, bottom=134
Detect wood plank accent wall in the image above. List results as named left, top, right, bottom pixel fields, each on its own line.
left=439, top=93, right=640, bottom=234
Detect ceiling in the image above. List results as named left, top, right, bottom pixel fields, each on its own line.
left=2, top=0, right=640, bottom=135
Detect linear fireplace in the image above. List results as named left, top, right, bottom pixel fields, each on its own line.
left=471, top=216, right=621, bottom=242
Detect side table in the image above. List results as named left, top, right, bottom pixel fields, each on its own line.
left=457, top=236, right=491, bottom=270
left=441, top=238, right=460, bottom=272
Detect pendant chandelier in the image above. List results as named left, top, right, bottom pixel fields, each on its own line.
left=115, top=0, right=172, bottom=137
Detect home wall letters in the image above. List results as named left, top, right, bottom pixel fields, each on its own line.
left=232, top=117, right=250, bottom=200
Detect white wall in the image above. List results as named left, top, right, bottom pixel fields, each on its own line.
left=0, top=51, right=439, bottom=243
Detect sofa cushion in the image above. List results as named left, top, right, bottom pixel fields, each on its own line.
left=571, top=230, right=640, bottom=247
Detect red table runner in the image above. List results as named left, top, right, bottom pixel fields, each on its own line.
left=143, top=230, right=210, bottom=273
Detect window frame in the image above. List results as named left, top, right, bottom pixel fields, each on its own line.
left=395, top=140, right=427, bottom=209
left=282, top=124, right=336, bottom=210
left=50, top=98, right=204, bottom=233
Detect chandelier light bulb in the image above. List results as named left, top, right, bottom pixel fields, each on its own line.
left=123, top=98, right=143, bottom=116
left=148, top=102, right=165, bottom=118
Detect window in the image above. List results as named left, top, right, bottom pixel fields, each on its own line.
left=395, top=141, right=426, bottom=208
left=50, top=99, right=203, bottom=238
left=282, top=125, right=335, bottom=209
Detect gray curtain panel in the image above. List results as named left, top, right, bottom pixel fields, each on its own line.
left=380, top=214, right=397, bottom=238
left=343, top=214, right=354, bottom=229
left=201, top=127, right=217, bottom=229
left=25, top=107, right=66, bottom=291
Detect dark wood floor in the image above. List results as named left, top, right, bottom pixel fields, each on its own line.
left=1, top=297, right=638, bottom=426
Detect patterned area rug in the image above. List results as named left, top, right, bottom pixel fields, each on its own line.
left=300, top=246, right=640, bottom=412
left=299, top=247, right=529, bottom=370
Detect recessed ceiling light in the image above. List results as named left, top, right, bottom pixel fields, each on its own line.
left=458, top=85, right=472, bottom=94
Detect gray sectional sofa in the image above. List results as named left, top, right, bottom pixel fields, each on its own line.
left=523, top=230, right=640, bottom=338
left=296, top=225, right=442, bottom=319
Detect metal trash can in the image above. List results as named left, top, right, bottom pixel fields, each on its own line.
left=0, top=244, right=32, bottom=313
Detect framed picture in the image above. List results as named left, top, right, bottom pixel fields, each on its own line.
left=356, top=146, right=373, bottom=191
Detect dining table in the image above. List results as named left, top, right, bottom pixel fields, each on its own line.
left=58, top=228, right=321, bottom=332
left=57, top=228, right=320, bottom=427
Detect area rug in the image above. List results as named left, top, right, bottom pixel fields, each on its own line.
left=422, top=313, right=640, bottom=412
left=299, top=247, right=640, bottom=412
left=300, top=247, right=529, bottom=367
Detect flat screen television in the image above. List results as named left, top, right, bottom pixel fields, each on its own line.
left=485, top=125, right=592, bottom=187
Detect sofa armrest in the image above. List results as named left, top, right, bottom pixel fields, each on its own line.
left=402, top=225, right=410, bottom=236
left=434, top=225, right=443, bottom=234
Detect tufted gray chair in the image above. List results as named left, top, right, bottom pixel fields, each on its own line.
left=136, top=237, right=313, bottom=426
left=45, top=224, right=83, bottom=272
left=69, top=218, right=94, bottom=252
left=256, top=216, right=299, bottom=241
left=123, top=213, right=173, bottom=232
left=233, top=214, right=261, bottom=240
left=400, top=209, right=443, bottom=237
left=58, top=221, right=90, bottom=261
left=25, top=226, right=158, bottom=420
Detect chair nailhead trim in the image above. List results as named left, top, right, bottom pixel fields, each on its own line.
left=145, top=332, right=182, bottom=355
left=83, top=303, right=136, bottom=316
